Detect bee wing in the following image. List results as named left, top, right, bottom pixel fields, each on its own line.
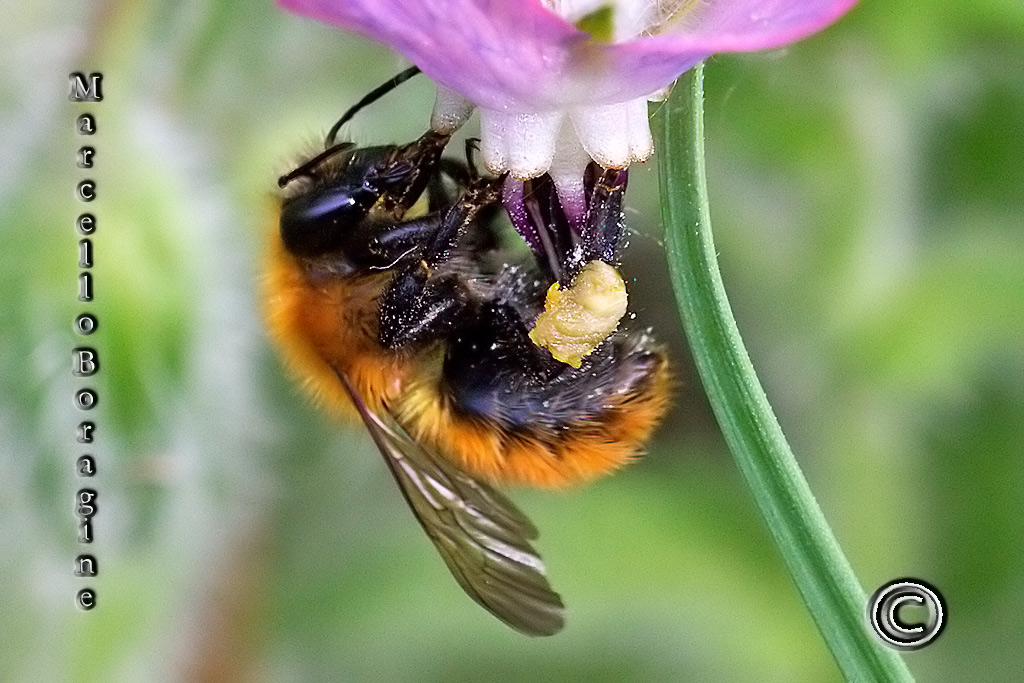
left=334, top=369, right=565, bottom=636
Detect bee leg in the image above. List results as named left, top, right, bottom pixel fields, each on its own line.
left=576, top=165, right=628, bottom=268
left=378, top=178, right=502, bottom=350
left=345, top=214, right=441, bottom=268
left=383, top=131, right=453, bottom=213
left=350, top=174, right=494, bottom=268
left=463, top=138, right=481, bottom=179
left=419, top=177, right=503, bottom=267
left=378, top=263, right=468, bottom=350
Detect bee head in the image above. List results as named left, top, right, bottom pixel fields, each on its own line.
left=277, top=131, right=453, bottom=270
left=278, top=144, right=397, bottom=258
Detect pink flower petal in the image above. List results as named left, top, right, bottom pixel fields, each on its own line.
left=279, top=0, right=857, bottom=111
left=279, top=0, right=585, bottom=110
left=578, top=0, right=861, bottom=103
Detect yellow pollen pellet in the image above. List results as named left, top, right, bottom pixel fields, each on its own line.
left=528, top=260, right=628, bottom=367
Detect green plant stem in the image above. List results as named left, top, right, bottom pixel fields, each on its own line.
left=653, top=63, right=914, bottom=682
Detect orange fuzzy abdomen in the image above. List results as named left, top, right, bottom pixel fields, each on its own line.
left=263, top=234, right=412, bottom=418
left=396, top=356, right=672, bottom=488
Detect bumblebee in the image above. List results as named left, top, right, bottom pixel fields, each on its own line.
left=264, top=72, right=670, bottom=636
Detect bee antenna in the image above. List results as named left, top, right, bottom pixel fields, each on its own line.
left=325, top=66, right=422, bottom=148
left=278, top=142, right=356, bottom=188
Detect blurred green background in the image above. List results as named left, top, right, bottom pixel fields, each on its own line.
left=3, top=1, right=1023, bottom=681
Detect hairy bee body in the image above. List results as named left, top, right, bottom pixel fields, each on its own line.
left=265, top=90, right=669, bottom=633
left=265, top=221, right=671, bottom=487
left=265, top=241, right=405, bottom=418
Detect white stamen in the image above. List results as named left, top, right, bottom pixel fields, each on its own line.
left=480, top=109, right=565, bottom=179
left=626, top=96, right=654, bottom=162
left=431, top=85, right=475, bottom=134
left=571, top=102, right=630, bottom=168
left=571, top=95, right=652, bottom=168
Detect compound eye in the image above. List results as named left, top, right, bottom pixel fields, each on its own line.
left=280, top=185, right=365, bottom=257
